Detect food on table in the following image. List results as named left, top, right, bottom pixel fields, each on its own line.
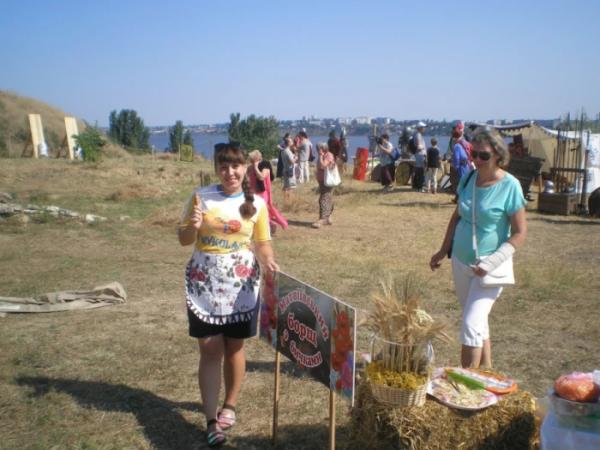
left=428, top=376, right=498, bottom=410
left=445, top=367, right=518, bottom=394
left=366, top=361, right=428, bottom=389
left=554, top=372, right=600, bottom=403
left=446, top=370, right=486, bottom=390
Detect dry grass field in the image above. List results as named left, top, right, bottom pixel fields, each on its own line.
left=1, top=156, right=599, bottom=449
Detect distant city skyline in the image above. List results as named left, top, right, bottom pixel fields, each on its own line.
left=143, top=116, right=560, bottom=130
left=2, top=0, right=599, bottom=126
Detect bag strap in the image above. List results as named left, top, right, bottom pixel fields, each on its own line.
left=471, top=171, right=479, bottom=261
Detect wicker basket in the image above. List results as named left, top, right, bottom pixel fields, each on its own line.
left=368, top=379, right=429, bottom=407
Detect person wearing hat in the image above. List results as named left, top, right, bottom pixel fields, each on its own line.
left=412, top=121, right=427, bottom=191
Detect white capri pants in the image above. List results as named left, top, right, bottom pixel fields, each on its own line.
left=451, top=256, right=502, bottom=348
left=426, top=167, right=439, bottom=191
left=298, top=160, right=310, bottom=183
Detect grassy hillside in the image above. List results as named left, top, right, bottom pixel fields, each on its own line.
left=0, top=90, right=87, bottom=157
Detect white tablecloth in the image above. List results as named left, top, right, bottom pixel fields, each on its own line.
left=541, top=411, right=600, bottom=450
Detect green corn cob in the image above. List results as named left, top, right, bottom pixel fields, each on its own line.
left=446, top=370, right=486, bottom=390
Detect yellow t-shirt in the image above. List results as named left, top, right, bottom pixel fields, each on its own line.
left=180, top=184, right=271, bottom=254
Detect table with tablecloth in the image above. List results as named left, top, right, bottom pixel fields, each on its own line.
left=541, top=410, right=600, bottom=449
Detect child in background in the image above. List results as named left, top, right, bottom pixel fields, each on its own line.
left=425, top=137, right=442, bottom=194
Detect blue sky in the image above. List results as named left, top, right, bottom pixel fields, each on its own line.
left=1, top=0, right=599, bottom=126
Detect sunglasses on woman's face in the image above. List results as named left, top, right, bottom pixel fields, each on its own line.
left=472, top=150, right=492, bottom=161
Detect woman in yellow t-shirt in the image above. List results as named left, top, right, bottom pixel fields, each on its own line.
left=178, top=142, right=279, bottom=447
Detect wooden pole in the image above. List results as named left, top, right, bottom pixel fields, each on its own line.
left=554, top=129, right=559, bottom=172
left=272, top=351, right=281, bottom=444
left=329, top=390, right=336, bottom=450
left=582, top=138, right=590, bottom=214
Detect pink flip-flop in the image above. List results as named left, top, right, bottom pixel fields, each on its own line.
left=217, top=404, right=236, bottom=430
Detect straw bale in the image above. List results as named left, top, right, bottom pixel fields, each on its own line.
left=350, top=379, right=538, bottom=450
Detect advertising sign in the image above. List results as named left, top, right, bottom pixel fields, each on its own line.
left=180, top=144, right=194, bottom=162
left=260, top=271, right=356, bottom=403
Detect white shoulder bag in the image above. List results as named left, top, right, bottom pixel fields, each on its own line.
left=471, top=173, right=515, bottom=287
left=324, top=164, right=341, bottom=187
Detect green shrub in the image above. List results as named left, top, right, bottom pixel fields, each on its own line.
left=74, top=127, right=105, bottom=162
left=228, top=113, right=280, bottom=160
left=108, top=109, right=150, bottom=149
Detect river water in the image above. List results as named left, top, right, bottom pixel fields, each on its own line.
left=149, top=133, right=452, bottom=160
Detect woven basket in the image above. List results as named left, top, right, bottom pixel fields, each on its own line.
left=368, top=379, right=429, bottom=407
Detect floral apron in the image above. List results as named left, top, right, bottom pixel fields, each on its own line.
left=185, top=249, right=260, bottom=325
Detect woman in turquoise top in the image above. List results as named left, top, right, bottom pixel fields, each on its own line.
left=430, top=127, right=527, bottom=369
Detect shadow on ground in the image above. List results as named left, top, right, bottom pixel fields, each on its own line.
left=233, top=422, right=352, bottom=450
left=247, top=359, right=311, bottom=378
left=17, top=376, right=204, bottom=450
left=286, top=219, right=314, bottom=228
left=16, top=376, right=346, bottom=450
left=379, top=200, right=455, bottom=209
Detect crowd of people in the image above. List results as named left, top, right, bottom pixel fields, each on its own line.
left=177, top=124, right=527, bottom=447
left=274, top=129, right=346, bottom=228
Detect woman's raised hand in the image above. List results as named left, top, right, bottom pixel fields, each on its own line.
left=190, top=193, right=204, bottom=229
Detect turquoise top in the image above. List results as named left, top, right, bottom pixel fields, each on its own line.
left=452, top=171, right=526, bottom=265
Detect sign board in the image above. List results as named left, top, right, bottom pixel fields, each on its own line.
left=28, top=114, right=45, bottom=158
left=64, top=116, right=79, bottom=160
left=180, top=144, right=194, bottom=162
left=260, top=271, right=356, bottom=403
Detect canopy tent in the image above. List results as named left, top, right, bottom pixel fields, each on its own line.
left=469, top=122, right=600, bottom=194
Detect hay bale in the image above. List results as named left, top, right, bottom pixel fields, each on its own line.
left=350, top=379, right=538, bottom=450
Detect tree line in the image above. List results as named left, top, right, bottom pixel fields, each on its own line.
left=74, top=108, right=280, bottom=161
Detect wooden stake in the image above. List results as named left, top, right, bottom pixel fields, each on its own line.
left=329, top=390, right=336, bottom=450
left=21, top=138, right=33, bottom=158
left=58, top=135, right=68, bottom=159
left=272, top=351, right=281, bottom=444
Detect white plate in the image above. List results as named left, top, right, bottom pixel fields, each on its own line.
left=427, top=377, right=499, bottom=411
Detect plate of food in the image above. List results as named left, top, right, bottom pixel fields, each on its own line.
left=427, top=375, right=499, bottom=411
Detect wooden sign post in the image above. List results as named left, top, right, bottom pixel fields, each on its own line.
left=329, top=390, right=336, bottom=450
left=272, top=351, right=281, bottom=444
